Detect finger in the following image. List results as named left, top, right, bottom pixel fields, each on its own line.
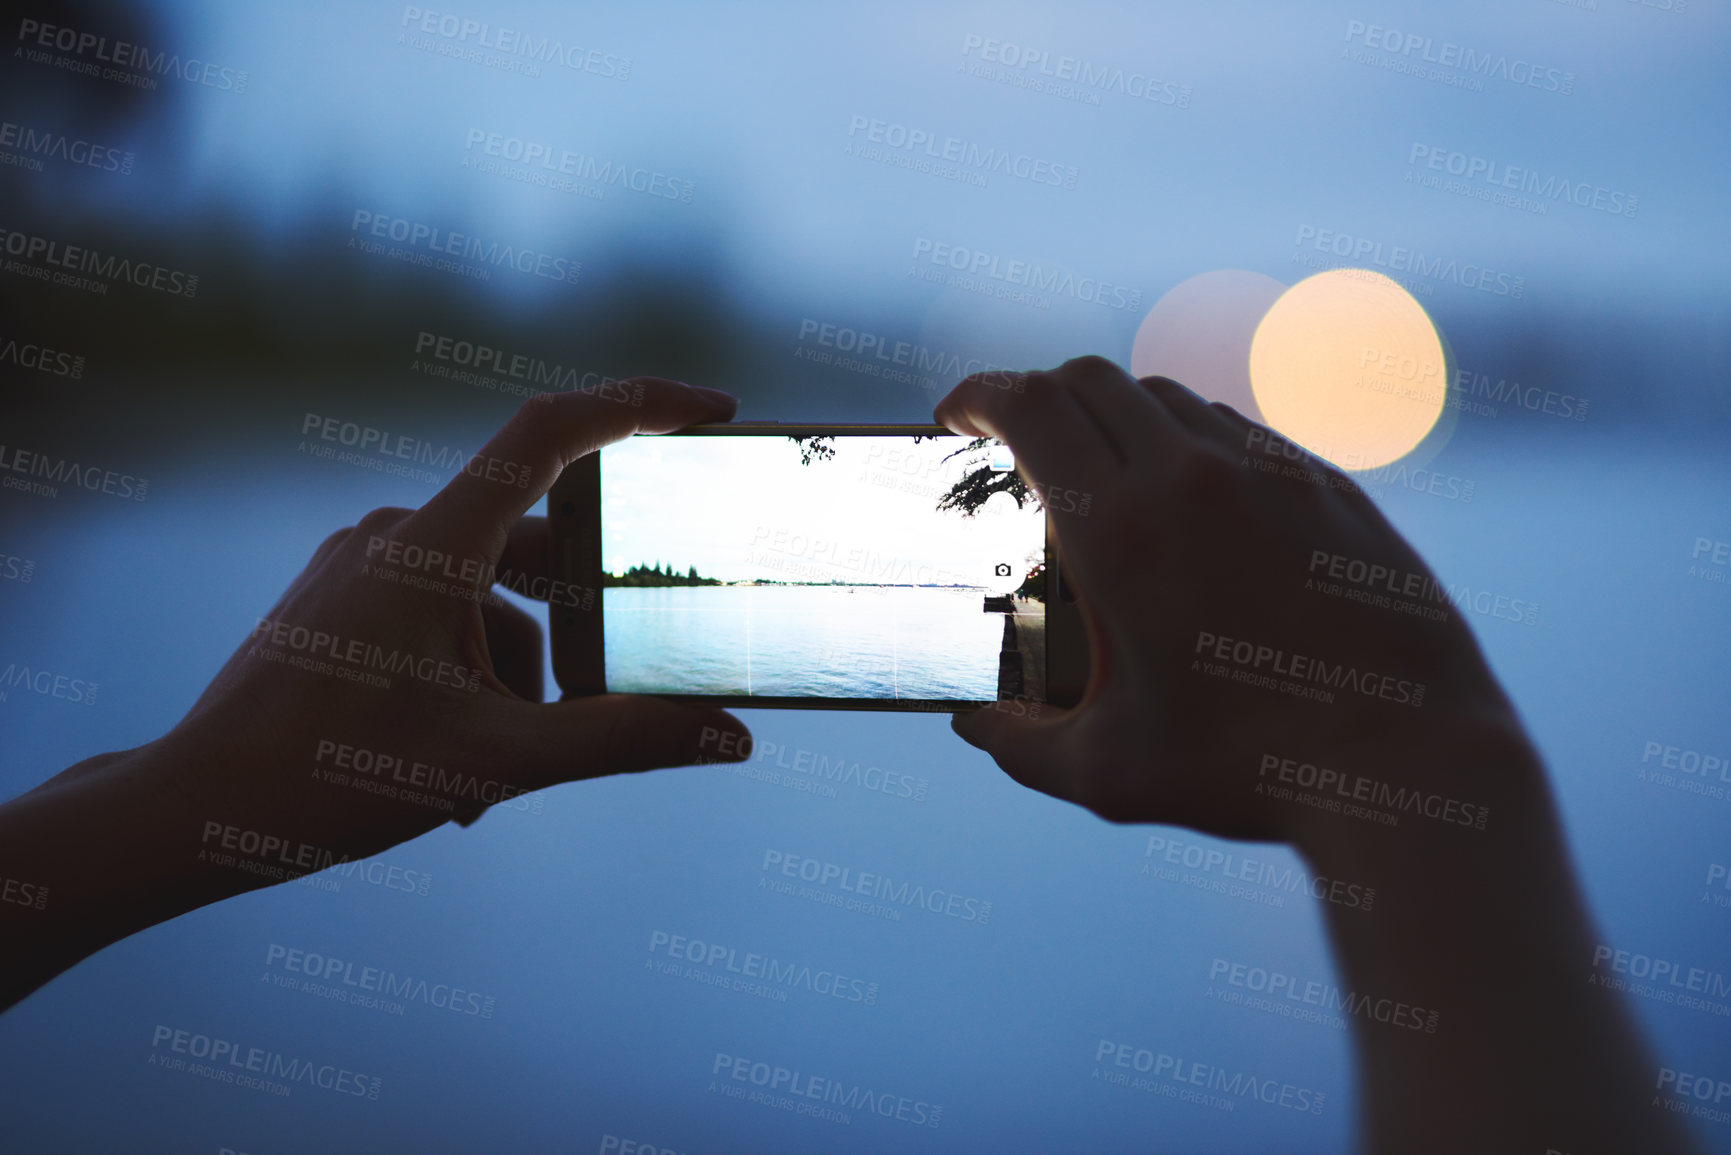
left=412, top=379, right=737, bottom=558
left=451, top=800, right=491, bottom=827
left=496, top=516, right=550, bottom=595
left=941, top=361, right=1193, bottom=621
left=491, top=516, right=598, bottom=608
left=480, top=596, right=544, bottom=702
left=1051, top=356, right=1173, bottom=467
left=1208, top=400, right=1257, bottom=431
left=1137, top=375, right=1243, bottom=449
left=949, top=704, right=1082, bottom=808
left=309, top=527, right=353, bottom=569
left=493, top=695, right=753, bottom=793
left=934, top=368, right=1121, bottom=501
left=941, top=375, right=1114, bottom=606
left=1207, top=405, right=1382, bottom=519
left=279, top=527, right=356, bottom=601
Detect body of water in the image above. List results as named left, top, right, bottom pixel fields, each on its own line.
left=603, top=584, right=1012, bottom=700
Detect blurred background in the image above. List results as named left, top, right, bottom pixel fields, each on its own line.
left=1, top=1, right=1728, bottom=1151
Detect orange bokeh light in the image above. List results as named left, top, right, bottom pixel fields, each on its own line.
left=1249, top=269, right=1445, bottom=470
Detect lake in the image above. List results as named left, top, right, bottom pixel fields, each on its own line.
left=603, top=584, right=1013, bottom=699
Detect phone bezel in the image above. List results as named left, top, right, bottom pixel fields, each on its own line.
left=548, top=422, right=1084, bottom=712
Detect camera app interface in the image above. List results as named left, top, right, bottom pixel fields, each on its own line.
left=600, top=434, right=1046, bottom=701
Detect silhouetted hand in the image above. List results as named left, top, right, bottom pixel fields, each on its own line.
left=161, top=378, right=752, bottom=859
left=939, top=354, right=1523, bottom=844
left=0, top=379, right=751, bottom=1010
left=937, top=356, right=1700, bottom=1155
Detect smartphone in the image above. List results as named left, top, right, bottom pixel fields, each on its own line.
left=548, top=423, right=1086, bottom=711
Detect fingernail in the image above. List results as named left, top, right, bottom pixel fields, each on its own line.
left=688, top=385, right=737, bottom=406
left=949, top=711, right=985, bottom=748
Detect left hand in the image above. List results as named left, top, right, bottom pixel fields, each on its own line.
left=143, top=380, right=754, bottom=883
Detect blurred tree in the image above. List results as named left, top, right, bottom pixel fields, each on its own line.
left=789, top=435, right=835, bottom=465
left=936, top=437, right=1031, bottom=517
left=605, top=563, right=720, bottom=587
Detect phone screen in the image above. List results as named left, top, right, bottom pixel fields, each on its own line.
left=597, top=432, right=1047, bottom=702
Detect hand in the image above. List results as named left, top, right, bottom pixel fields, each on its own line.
left=147, top=379, right=754, bottom=879
left=933, top=357, right=1695, bottom=1152
left=937, top=356, right=1532, bottom=847
left=0, top=378, right=758, bottom=1009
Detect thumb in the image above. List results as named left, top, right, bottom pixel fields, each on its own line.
left=950, top=702, right=1081, bottom=806
left=500, top=694, right=753, bottom=794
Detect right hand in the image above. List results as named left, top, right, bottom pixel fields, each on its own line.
left=936, top=356, right=1533, bottom=846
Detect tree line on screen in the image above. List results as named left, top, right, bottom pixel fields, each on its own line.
left=603, top=562, right=721, bottom=587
